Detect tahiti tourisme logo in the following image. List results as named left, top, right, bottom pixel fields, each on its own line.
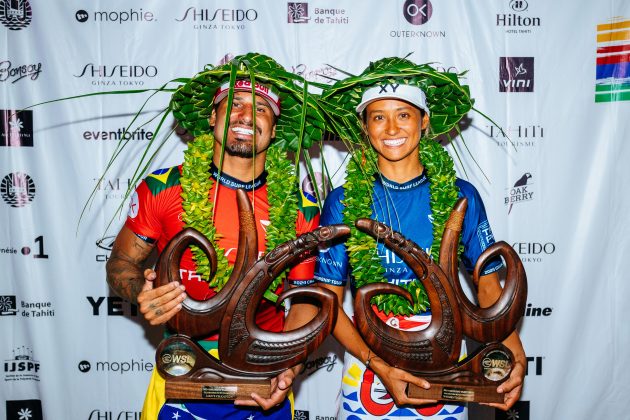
left=0, top=0, right=32, bottom=30
left=3, top=346, right=40, bottom=382
left=1, top=172, right=35, bottom=207
left=505, top=172, right=533, bottom=215
left=0, top=110, right=33, bottom=147
left=496, top=0, right=541, bottom=35
left=487, top=122, right=543, bottom=149
left=595, top=17, right=630, bottom=103
left=499, top=57, right=534, bottom=92
left=5, top=399, right=43, bottom=420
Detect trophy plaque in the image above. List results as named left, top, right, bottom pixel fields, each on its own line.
left=353, top=198, right=527, bottom=404
left=154, top=189, right=348, bottom=400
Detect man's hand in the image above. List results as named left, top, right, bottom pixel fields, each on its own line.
left=137, top=268, right=187, bottom=325
left=234, top=365, right=301, bottom=410
left=484, top=358, right=525, bottom=410
left=370, top=358, right=438, bottom=407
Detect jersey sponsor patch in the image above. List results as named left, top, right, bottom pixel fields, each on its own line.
left=476, top=220, right=495, bottom=251
left=128, top=191, right=139, bottom=218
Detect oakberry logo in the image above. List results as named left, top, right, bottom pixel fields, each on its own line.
left=403, top=0, right=432, bottom=25
left=0, top=0, right=32, bottom=30
left=505, top=172, right=534, bottom=214
left=1, top=172, right=35, bottom=207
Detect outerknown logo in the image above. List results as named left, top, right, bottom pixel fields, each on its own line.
left=403, top=0, right=432, bottom=25
left=1, top=110, right=33, bottom=147
left=0, top=0, right=32, bottom=30
left=499, top=57, right=534, bottom=92
left=5, top=399, right=43, bottom=420
left=288, top=3, right=309, bottom=23
left=1, top=172, right=36, bottom=207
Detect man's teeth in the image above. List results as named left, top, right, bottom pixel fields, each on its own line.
left=232, top=127, right=254, bottom=135
left=383, top=138, right=405, bottom=146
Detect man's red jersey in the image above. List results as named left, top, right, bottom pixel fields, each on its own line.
left=125, top=165, right=319, bottom=335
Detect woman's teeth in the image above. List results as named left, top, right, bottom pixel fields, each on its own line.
left=383, top=138, right=405, bottom=147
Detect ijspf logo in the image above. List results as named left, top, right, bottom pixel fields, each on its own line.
left=1, top=110, right=33, bottom=147
left=499, top=57, right=534, bottom=92
left=0, top=0, right=32, bottom=30
left=4, top=346, right=40, bottom=382
left=288, top=3, right=309, bottom=23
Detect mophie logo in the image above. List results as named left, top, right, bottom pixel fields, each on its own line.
left=75, top=9, right=155, bottom=24
left=1, top=172, right=35, bottom=207
left=1, top=110, right=33, bottom=147
left=3, top=346, right=40, bottom=382
left=78, top=358, right=153, bottom=374
left=497, top=0, right=541, bottom=34
left=499, top=57, right=534, bottom=92
left=0, top=0, right=33, bottom=30
left=505, top=173, right=533, bottom=214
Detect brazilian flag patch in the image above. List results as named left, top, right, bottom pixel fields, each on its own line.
left=145, top=167, right=181, bottom=196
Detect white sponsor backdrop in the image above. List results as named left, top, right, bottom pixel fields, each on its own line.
left=2, top=1, right=630, bottom=419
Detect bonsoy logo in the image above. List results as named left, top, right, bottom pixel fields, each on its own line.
left=0, top=0, right=32, bottom=30
left=6, top=399, right=43, bottom=420
left=1, top=110, right=33, bottom=147
left=499, top=57, right=534, bottom=92
left=288, top=3, right=309, bottom=23
left=1, top=172, right=35, bottom=207
left=403, top=0, right=432, bottom=25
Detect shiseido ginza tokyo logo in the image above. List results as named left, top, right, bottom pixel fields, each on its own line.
left=176, top=7, right=257, bottom=29
left=74, top=64, right=158, bottom=87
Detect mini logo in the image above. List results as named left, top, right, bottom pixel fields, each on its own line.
left=496, top=400, right=530, bottom=420
left=288, top=3, right=309, bottom=23
left=509, top=0, right=528, bottom=12
left=4, top=346, right=40, bottom=382
left=499, top=57, right=534, bottom=92
left=0, top=0, right=32, bottom=30
left=595, top=18, right=630, bottom=103
left=0, top=61, right=42, bottom=84
left=403, top=0, right=432, bottom=25
left=1, top=172, right=35, bottom=207
left=0, top=295, right=17, bottom=316
left=78, top=360, right=91, bottom=372
left=1, top=110, right=33, bottom=147
left=6, top=399, right=43, bottom=420
left=294, top=410, right=309, bottom=420
left=75, top=9, right=88, bottom=22
left=505, top=172, right=533, bottom=214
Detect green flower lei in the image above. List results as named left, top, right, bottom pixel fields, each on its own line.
left=181, top=133, right=297, bottom=303
left=343, top=138, right=462, bottom=316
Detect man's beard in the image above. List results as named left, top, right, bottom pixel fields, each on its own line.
left=225, top=138, right=256, bottom=158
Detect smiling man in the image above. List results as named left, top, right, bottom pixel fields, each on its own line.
left=105, top=54, right=323, bottom=420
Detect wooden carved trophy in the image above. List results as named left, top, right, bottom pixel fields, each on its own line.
left=154, top=189, right=348, bottom=400
left=353, top=198, right=527, bottom=403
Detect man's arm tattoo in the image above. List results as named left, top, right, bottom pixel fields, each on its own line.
left=106, top=237, right=154, bottom=303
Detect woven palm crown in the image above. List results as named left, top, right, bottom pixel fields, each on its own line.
left=170, top=52, right=326, bottom=151
left=320, top=56, right=474, bottom=143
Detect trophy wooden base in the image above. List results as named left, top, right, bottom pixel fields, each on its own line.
left=165, top=378, right=272, bottom=400
left=408, top=382, right=504, bottom=403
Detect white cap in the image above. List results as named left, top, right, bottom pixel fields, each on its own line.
left=356, top=83, right=430, bottom=116
left=214, top=79, right=281, bottom=116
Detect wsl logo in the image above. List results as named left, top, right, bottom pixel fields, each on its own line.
left=0, top=0, right=32, bottom=30
left=1, top=110, right=33, bottom=147
left=288, top=3, right=309, bottom=23
left=499, top=57, right=534, bottom=92
left=505, top=172, right=533, bottom=214
left=3, top=346, right=40, bottom=382
left=1, top=172, right=35, bottom=207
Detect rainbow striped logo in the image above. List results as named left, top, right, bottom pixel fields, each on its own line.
left=596, top=18, right=630, bottom=103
